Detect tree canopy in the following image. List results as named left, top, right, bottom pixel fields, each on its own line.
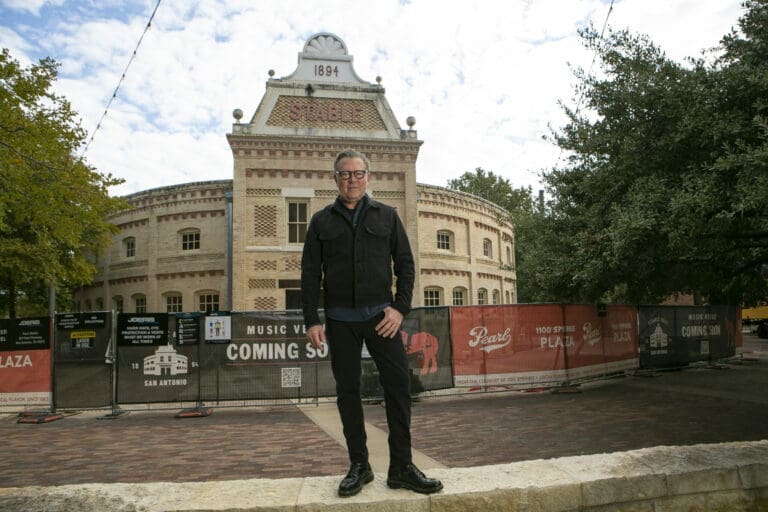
left=450, top=1, right=768, bottom=306
left=527, top=0, right=768, bottom=305
left=0, top=49, right=126, bottom=317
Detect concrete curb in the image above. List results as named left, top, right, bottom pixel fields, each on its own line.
left=1, top=440, right=766, bottom=511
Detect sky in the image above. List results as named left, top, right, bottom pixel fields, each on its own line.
left=0, top=0, right=748, bottom=197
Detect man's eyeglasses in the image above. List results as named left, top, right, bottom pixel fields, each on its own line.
left=335, top=170, right=368, bottom=180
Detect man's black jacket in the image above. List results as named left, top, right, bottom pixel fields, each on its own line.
left=300, top=196, right=415, bottom=328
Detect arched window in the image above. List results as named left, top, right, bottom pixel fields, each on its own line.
left=133, top=294, right=147, bottom=313
left=483, top=238, right=492, bottom=258
left=113, top=296, right=124, bottom=313
left=436, top=230, right=454, bottom=252
left=477, top=288, right=488, bottom=305
left=492, top=289, right=500, bottom=305
left=164, top=292, right=183, bottom=313
left=197, top=291, right=220, bottom=312
left=506, top=246, right=512, bottom=265
left=452, top=287, right=467, bottom=306
left=423, top=287, right=442, bottom=306
left=123, top=237, right=136, bottom=258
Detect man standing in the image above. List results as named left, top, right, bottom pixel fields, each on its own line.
left=301, top=149, right=443, bottom=497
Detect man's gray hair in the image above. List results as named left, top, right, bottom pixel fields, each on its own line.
left=334, top=149, right=371, bottom=172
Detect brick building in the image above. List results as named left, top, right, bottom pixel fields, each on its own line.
left=75, top=33, right=517, bottom=313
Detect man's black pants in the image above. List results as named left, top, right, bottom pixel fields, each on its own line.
left=326, top=315, right=412, bottom=469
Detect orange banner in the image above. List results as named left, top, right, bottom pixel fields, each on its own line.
left=450, top=304, right=638, bottom=388
left=0, top=350, right=52, bottom=406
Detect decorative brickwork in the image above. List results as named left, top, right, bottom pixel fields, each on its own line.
left=246, top=188, right=281, bottom=196
left=253, top=260, right=278, bottom=271
left=477, top=272, right=502, bottom=281
left=266, top=97, right=385, bottom=130
left=419, top=210, right=469, bottom=225
left=248, top=279, right=276, bottom=289
left=421, top=269, right=471, bottom=277
left=253, top=297, right=277, bottom=310
left=157, top=210, right=225, bottom=223
left=253, top=205, right=277, bottom=237
left=284, top=259, right=301, bottom=271
left=474, top=220, right=501, bottom=235
left=117, top=219, right=148, bottom=230
left=372, top=190, right=405, bottom=200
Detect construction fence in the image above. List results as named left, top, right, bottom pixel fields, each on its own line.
left=0, top=304, right=742, bottom=413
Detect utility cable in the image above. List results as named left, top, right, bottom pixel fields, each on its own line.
left=79, top=0, right=163, bottom=158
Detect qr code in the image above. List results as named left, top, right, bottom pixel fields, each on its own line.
left=281, top=367, right=302, bottom=388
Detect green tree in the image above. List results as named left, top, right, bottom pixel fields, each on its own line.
left=0, top=49, right=126, bottom=318
left=537, top=0, right=768, bottom=305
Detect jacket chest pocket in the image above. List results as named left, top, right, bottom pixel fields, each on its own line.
left=319, top=227, right=346, bottom=261
left=361, top=223, right=391, bottom=262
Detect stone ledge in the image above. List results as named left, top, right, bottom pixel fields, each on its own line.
left=0, top=441, right=766, bottom=512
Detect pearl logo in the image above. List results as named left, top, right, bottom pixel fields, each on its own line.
left=467, top=326, right=511, bottom=353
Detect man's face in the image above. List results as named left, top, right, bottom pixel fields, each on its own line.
left=334, top=156, right=369, bottom=207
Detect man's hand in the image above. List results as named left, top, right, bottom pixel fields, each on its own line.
left=306, top=324, right=326, bottom=349
left=376, top=306, right=403, bottom=339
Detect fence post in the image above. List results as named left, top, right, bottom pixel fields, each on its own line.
left=101, top=310, right=127, bottom=419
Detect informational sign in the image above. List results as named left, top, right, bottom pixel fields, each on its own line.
left=0, top=317, right=52, bottom=406
left=0, top=317, right=50, bottom=350
left=204, top=312, right=231, bottom=343
left=638, top=306, right=738, bottom=368
left=175, top=313, right=200, bottom=345
left=56, top=312, right=109, bottom=352
left=117, top=342, right=200, bottom=404
left=117, top=314, right=169, bottom=346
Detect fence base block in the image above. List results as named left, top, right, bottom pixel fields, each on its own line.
left=98, top=409, right=129, bottom=420
left=17, top=411, right=64, bottom=424
left=175, top=406, right=213, bottom=418
left=551, top=385, right=581, bottom=394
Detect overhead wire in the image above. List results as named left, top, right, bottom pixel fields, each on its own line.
left=552, top=0, right=614, bottom=170
left=79, top=0, right=163, bottom=158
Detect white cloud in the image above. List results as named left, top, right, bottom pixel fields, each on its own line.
left=1, top=0, right=747, bottom=195
left=1, top=0, right=64, bottom=16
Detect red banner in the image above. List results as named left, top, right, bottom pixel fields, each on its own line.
left=450, top=304, right=638, bottom=388
left=0, top=350, right=52, bottom=406
left=562, top=304, right=638, bottom=381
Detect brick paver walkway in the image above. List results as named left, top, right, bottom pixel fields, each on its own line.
left=2, top=336, right=766, bottom=488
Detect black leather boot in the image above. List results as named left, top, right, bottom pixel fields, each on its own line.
left=387, top=463, right=443, bottom=494
left=338, top=462, right=374, bottom=497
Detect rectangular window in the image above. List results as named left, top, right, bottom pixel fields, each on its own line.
left=198, top=294, right=220, bottom=313
left=182, top=232, right=200, bottom=250
left=166, top=295, right=183, bottom=313
left=452, top=289, right=465, bottom=306
left=288, top=202, right=309, bottom=244
left=437, top=232, right=451, bottom=250
left=285, top=289, right=301, bottom=310
left=135, top=296, right=146, bottom=313
left=424, top=289, right=441, bottom=307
